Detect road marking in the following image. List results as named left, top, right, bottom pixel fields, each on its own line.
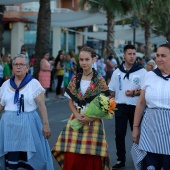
left=60, top=118, right=69, bottom=122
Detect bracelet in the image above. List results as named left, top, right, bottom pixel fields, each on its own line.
left=133, top=125, right=139, bottom=127
left=131, top=90, right=135, bottom=97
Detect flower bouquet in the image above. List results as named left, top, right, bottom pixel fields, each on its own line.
left=70, top=94, right=117, bottom=131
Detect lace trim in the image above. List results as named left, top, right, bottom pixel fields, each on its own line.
left=28, top=87, right=45, bottom=104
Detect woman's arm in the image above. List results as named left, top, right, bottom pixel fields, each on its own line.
left=69, top=99, right=94, bottom=124
left=69, top=99, right=82, bottom=119
left=35, top=92, right=51, bottom=139
left=0, top=104, right=4, bottom=115
left=132, top=90, right=146, bottom=144
left=56, top=61, right=64, bottom=70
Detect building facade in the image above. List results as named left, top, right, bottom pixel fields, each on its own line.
left=2, top=0, right=84, bottom=58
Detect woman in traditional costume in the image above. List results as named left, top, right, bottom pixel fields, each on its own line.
left=51, top=46, right=111, bottom=170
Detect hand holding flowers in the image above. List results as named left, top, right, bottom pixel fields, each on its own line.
left=70, top=94, right=117, bottom=131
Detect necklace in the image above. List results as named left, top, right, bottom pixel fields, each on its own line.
left=83, top=70, right=93, bottom=77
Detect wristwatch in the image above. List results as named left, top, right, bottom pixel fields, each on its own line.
left=131, top=90, right=135, bottom=97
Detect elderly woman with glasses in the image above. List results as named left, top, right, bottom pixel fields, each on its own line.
left=0, top=54, right=54, bottom=170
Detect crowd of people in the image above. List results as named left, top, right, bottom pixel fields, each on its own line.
left=0, top=42, right=169, bottom=170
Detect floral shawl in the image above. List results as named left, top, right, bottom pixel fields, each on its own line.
left=65, top=69, right=110, bottom=107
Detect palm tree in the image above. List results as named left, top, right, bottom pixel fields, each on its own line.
left=134, top=0, right=169, bottom=61
left=134, top=0, right=154, bottom=61
left=79, top=0, right=133, bottom=57
left=0, top=5, right=5, bottom=54
left=151, top=0, right=170, bottom=43
left=34, top=0, right=51, bottom=79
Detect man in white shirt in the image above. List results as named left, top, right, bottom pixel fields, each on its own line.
left=108, top=45, right=146, bottom=169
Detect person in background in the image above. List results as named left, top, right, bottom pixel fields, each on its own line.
left=2, top=53, right=11, bottom=81
left=110, top=53, right=118, bottom=69
left=97, top=56, right=106, bottom=80
left=132, top=43, right=170, bottom=169
left=146, top=59, right=156, bottom=71
left=69, top=50, right=77, bottom=75
left=20, top=44, right=28, bottom=57
left=51, top=46, right=111, bottom=170
left=30, top=54, right=35, bottom=67
left=0, top=54, right=4, bottom=86
left=49, top=56, right=55, bottom=92
left=106, top=55, right=114, bottom=84
left=0, top=54, right=54, bottom=170
left=38, top=52, right=51, bottom=101
left=108, top=45, right=146, bottom=169
left=54, top=53, right=65, bottom=98
left=64, top=54, right=74, bottom=88
left=136, top=57, right=145, bottom=68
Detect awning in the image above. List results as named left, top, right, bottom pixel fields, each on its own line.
left=69, top=26, right=166, bottom=45
left=24, top=11, right=129, bottom=28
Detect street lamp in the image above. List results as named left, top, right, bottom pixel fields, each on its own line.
left=131, top=15, right=138, bottom=46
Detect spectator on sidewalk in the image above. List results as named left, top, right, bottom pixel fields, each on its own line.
left=106, top=55, right=114, bottom=84
left=2, top=53, right=11, bottom=81
left=38, top=52, right=51, bottom=101
left=146, top=59, right=156, bottom=71
left=54, top=52, right=65, bottom=99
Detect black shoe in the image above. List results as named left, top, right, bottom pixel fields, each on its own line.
left=112, top=162, right=125, bottom=170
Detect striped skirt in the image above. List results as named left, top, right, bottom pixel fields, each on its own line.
left=131, top=108, right=170, bottom=169
left=0, top=110, right=54, bottom=170
left=51, top=114, right=111, bottom=170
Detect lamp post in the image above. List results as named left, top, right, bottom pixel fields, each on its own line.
left=131, top=15, right=138, bottom=46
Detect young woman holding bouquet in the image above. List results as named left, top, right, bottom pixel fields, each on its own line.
left=51, top=46, right=111, bottom=170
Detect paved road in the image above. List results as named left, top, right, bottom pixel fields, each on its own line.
left=46, top=95, right=135, bottom=170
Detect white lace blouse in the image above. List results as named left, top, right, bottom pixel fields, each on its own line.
left=0, top=79, right=45, bottom=112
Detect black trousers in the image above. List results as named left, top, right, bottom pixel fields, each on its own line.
left=115, top=104, right=135, bottom=163
left=56, top=75, right=63, bottom=95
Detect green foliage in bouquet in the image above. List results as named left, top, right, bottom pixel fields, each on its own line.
left=70, top=94, right=117, bottom=131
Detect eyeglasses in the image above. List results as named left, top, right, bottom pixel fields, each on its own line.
left=13, top=63, right=27, bottom=67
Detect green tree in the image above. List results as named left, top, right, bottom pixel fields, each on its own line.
left=34, top=0, right=51, bottom=79
left=134, top=0, right=154, bottom=61
left=0, top=5, right=5, bottom=54
left=134, top=0, right=169, bottom=61
left=79, top=0, right=133, bottom=57
left=151, top=0, right=170, bottom=43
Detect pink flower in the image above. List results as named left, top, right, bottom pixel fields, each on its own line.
left=89, top=84, right=95, bottom=89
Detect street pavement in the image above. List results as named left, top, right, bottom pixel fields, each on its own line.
left=46, top=92, right=135, bottom=170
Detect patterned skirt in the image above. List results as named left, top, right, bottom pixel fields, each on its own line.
left=131, top=108, right=170, bottom=169
left=51, top=114, right=111, bottom=170
left=0, top=110, right=54, bottom=170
